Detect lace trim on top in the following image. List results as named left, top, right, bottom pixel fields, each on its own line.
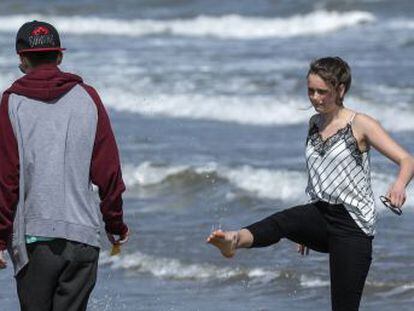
left=306, top=122, right=365, bottom=166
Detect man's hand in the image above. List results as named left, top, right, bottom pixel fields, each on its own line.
left=0, top=250, right=7, bottom=269
left=106, top=228, right=129, bottom=246
left=297, top=244, right=309, bottom=256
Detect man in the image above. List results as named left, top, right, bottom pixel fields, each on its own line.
left=0, top=20, right=129, bottom=310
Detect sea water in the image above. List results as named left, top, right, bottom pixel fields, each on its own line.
left=0, top=1, right=413, bottom=310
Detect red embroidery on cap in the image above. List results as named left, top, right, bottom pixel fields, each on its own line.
left=31, top=26, right=50, bottom=36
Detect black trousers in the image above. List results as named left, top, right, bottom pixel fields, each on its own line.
left=16, top=239, right=99, bottom=311
left=245, top=201, right=373, bottom=311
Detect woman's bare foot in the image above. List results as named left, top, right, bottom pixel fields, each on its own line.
left=206, top=230, right=239, bottom=258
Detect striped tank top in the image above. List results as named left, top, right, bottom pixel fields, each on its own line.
left=305, top=113, right=376, bottom=235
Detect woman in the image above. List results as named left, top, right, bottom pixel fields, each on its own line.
left=207, top=57, right=414, bottom=311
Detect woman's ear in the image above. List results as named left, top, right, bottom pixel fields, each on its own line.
left=338, top=83, right=346, bottom=102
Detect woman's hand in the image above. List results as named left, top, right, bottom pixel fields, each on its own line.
left=387, top=181, right=406, bottom=208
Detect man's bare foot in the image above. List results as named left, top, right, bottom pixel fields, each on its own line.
left=206, top=230, right=239, bottom=258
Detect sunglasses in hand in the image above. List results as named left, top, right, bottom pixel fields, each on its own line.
left=380, top=196, right=403, bottom=216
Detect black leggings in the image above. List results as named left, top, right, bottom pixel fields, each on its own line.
left=245, top=201, right=373, bottom=311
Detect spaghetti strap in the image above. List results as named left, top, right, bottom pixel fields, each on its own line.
left=349, top=112, right=357, bottom=124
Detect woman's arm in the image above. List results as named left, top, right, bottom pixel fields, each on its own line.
left=354, top=113, right=414, bottom=207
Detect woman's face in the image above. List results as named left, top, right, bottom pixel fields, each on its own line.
left=307, top=73, right=341, bottom=114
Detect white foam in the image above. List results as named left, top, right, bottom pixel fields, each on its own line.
left=99, top=251, right=280, bottom=281
left=123, top=162, right=307, bottom=201
left=300, top=275, right=330, bottom=288
left=99, top=87, right=414, bottom=130
left=0, top=11, right=375, bottom=39
left=102, top=91, right=314, bottom=126
left=377, top=283, right=414, bottom=297
left=220, top=165, right=306, bottom=201
left=123, top=162, right=414, bottom=211
left=123, top=162, right=188, bottom=187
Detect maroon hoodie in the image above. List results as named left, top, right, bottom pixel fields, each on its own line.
left=7, top=64, right=82, bottom=101
left=0, top=65, right=127, bottom=250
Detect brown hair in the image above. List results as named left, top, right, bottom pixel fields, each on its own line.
left=307, top=57, right=352, bottom=102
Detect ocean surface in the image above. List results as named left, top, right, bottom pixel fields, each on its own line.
left=0, top=0, right=414, bottom=310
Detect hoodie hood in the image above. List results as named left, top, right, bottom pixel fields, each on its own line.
left=7, top=64, right=83, bottom=101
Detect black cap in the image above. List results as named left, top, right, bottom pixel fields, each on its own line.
left=16, top=20, right=66, bottom=54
